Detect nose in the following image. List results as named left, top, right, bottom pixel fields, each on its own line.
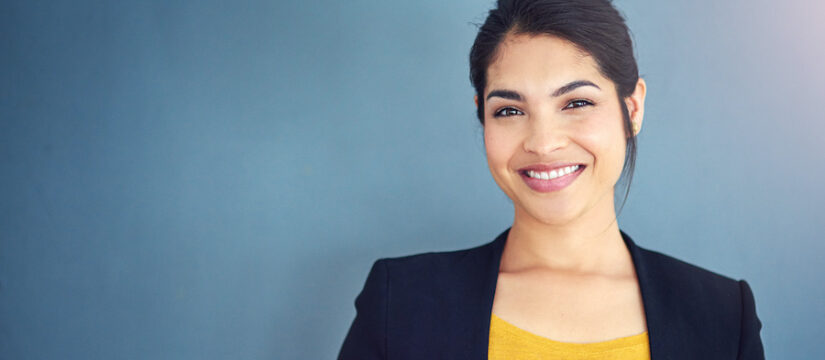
left=522, top=111, right=569, bottom=155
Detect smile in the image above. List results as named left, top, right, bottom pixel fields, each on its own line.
left=518, top=164, right=585, bottom=193
left=525, top=165, right=581, bottom=180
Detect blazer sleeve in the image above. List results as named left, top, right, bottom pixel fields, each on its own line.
left=737, top=280, right=765, bottom=360
left=338, top=259, right=388, bottom=360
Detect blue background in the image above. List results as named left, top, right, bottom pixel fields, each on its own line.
left=2, top=0, right=823, bottom=358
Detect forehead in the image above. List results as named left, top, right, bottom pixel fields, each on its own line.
left=486, top=33, right=608, bottom=93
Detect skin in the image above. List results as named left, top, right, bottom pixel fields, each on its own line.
left=478, top=33, right=648, bottom=343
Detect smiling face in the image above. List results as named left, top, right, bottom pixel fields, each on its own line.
left=482, top=33, right=644, bottom=227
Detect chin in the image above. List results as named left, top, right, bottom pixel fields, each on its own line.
left=518, top=202, right=583, bottom=226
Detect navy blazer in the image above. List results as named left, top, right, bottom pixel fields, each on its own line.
left=338, top=229, right=765, bottom=359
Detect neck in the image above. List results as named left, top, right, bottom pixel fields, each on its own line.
left=500, top=193, right=629, bottom=274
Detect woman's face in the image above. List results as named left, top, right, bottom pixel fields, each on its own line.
left=481, top=33, right=644, bottom=226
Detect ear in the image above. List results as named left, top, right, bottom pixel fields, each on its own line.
left=474, top=95, right=479, bottom=108
left=625, top=78, right=647, bottom=136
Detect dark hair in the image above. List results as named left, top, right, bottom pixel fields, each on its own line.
left=469, top=0, right=639, bottom=209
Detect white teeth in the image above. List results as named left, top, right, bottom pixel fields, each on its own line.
left=526, top=165, right=581, bottom=180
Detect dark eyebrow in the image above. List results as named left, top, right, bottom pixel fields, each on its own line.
left=486, top=89, right=522, bottom=101
left=552, top=80, right=600, bottom=97
left=485, top=80, right=600, bottom=102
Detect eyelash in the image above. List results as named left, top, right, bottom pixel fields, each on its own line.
left=492, top=99, right=594, bottom=118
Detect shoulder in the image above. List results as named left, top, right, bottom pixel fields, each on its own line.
left=340, top=234, right=506, bottom=358
left=360, top=230, right=508, bottom=318
left=627, top=239, right=765, bottom=358
left=373, top=237, right=501, bottom=289
left=631, top=241, right=747, bottom=318
left=633, top=242, right=740, bottom=288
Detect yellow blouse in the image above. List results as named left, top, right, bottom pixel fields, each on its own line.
left=489, top=314, right=650, bottom=360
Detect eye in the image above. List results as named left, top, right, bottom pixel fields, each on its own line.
left=564, top=99, right=594, bottom=110
left=493, top=107, right=524, bottom=118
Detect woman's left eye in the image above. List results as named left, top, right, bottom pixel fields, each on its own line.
left=564, top=99, right=593, bottom=109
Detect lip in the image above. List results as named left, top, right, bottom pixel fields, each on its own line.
left=517, top=162, right=586, bottom=193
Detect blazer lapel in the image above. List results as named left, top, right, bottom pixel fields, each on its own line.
left=448, top=228, right=508, bottom=359
left=622, top=231, right=670, bottom=360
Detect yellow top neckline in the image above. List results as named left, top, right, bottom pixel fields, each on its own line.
left=490, top=313, right=649, bottom=352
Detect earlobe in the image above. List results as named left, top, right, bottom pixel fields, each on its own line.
left=632, top=121, right=641, bottom=136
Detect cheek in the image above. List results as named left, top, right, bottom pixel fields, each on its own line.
left=599, top=138, right=627, bottom=176
left=483, top=124, right=517, bottom=169
left=575, top=111, right=627, bottom=175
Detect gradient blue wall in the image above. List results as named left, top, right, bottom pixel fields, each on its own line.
left=2, top=0, right=823, bottom=358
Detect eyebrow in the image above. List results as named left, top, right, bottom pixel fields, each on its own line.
left=486, top=80, right=601, bottom=101
left=552, top=80, right=600, bottom=97
left=486, top=89, right=522, bottom=101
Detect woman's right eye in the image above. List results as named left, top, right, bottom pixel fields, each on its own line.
left=493, top=107, right=524, bottom=118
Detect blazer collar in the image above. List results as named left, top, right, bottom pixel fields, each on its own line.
left=460, top=228, right=666, bottom=359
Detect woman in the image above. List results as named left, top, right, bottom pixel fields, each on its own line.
left=339, top=0, right=765, bottom=359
